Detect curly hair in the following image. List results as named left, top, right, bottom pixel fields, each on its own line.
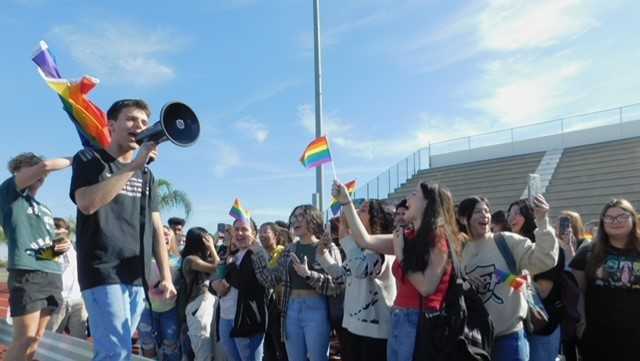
left=288, top=204, right=324, bottom=239
left=8, top=152, right=43, bottom=174
left=366, top=199, right=394, bottom=235
left=403, top=183, right=460, bottom=273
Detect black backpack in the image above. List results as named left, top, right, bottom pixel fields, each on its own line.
left=413, top=233, right=494, bottom=361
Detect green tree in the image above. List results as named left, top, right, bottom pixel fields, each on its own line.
left=0, top=226, right=5, bottom=243
left=157, top=178, right=192, bottom=218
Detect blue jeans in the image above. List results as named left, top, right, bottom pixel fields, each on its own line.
left=138, top=306, right=181, bottom=361
left=493, top=329, right=530, bottom=361
left=219, top=318, right=265, bottom=361
left=528, top=326, right=561, bottom=361
left=285, top=296, right=331, bottom=361
left=387, top=307, right=420, bottom=361
left=82, top=284, right=145, bottom=361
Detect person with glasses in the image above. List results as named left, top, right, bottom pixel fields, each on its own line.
left=569, top=199, right=640, bottom=361
left=251, top=205, right=344, bottom=361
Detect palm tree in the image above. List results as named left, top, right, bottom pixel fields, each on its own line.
left=157, top=178, right=192, bottom=218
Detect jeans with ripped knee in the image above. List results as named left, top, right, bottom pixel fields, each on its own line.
left=138, top=306, right=181, bottom=361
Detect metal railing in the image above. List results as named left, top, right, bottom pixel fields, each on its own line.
left=354, top=102, right=640, bottom=201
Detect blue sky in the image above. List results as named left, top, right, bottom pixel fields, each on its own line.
left=1, top=0, right=640, bottom=230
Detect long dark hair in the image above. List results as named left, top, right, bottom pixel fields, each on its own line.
left=403, top=183, right=460, bottom=273
left=181, top=227, right=210, bottom=260
left=587, top=199, right=640, bottom=278
left=507, top=199, right=537, bottom=242
left=457, top=196, right=491, bottom=239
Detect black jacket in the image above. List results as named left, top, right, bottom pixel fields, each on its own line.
left=217, top=249, right=268, bottom=338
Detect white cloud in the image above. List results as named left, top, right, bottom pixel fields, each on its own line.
left=478, top=0, right=596, bottom=51
left=235, top=118, right=269, bottom=143
left=51, top=22, right=185, bottom=86
left=470, top=55, right=588, bottom=124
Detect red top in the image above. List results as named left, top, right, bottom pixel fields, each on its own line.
left=392, top=232, right=451, bottom=311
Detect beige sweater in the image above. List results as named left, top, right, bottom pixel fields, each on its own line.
left=461, top=217, right=558, bottom=337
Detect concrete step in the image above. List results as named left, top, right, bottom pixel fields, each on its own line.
left=400, top=165, right=540, bottom=189
left=415, top=153, right=544, bottom=175
left=547, top=175, right=639, bottom=193
left=562, top=137, right=640, bottom=155
left=414, top=158, right=542, bottom=179
left=550, top=168, right=640, bottom=184
left=552, top=163, right=640, bottom=179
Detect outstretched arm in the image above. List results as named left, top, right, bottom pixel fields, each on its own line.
left=332, top=181, right=394, bottom=255
left=15, top=157, right=72, bottom=191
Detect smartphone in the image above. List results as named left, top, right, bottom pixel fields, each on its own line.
left=559, top=217, right=571, bottom=235
left=527, top=174, right=541, bottom=203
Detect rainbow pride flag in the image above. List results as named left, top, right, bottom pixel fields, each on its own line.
left=300, top=136, right=332, bottom=169
left=329, top=180, right=357, bottom=216
left=495, top=269, right=526, bottom=290
left=32, top=41, right=111, bottom=149
left=229, top=198, right=251, bottom=223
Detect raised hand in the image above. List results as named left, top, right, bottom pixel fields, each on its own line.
left=331, top=181, right=351, bottom=205
left=532, top=194, right=550, bottom=220
left=291, top=254, right=311, bottom=278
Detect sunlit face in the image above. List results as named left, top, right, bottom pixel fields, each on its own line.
left=405, top=184, right=427, bottom=223
left=508, top=206, right=525, bottom=234
left=469, top=202, right=491, bottom=239
left=291, top=208, right=310, bottom=238
left=394, top=207, right=408, bottom=227
left=259, top=225, right=277, bottom=250
left=357, top=201, right=371, bottom=232
left=109, top=107, right=149, bottom=151
left=234, top=221, right=255, bottom=250
left=163, top=227, right=174, bottom=246
left=603, top=207, right=634, bottom=241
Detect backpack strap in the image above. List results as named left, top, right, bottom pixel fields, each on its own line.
left=494, top=232, right=517, bottom=274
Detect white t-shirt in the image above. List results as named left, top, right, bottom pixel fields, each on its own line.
left=61, top=245, right=82, bottom=301
left=219, top=249, right=247, bottom=320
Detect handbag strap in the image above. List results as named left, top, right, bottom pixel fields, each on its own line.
left=494, top=232, right=518, bottom=274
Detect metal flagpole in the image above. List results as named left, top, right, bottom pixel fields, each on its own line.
left=312, top=0, right=325, bottom=211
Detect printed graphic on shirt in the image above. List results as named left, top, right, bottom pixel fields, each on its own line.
left=594, top=254, right=640, bottom=289
left=465, top=263, right=504, bottom=305
left=24, top=200, right=59, bottom=262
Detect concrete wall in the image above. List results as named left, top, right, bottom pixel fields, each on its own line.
left=430, top=119, right=640, bottom=168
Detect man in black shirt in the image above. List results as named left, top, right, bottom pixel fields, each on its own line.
left=70, top=99, right=176, bottom=361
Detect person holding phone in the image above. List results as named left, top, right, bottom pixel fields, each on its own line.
left=1, top=152, right=72, bottom=361
left=250, top=205, right=344, bottom=361
left=458, top=195, right=558, bottom=361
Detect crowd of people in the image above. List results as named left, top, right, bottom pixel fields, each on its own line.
left=1, top=98, right=639, bottom=361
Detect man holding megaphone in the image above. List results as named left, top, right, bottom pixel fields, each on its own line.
left=70, top=99, right=178, bottom=361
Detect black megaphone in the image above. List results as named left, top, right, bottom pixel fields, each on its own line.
left=135, top=102, right=200, bottom=147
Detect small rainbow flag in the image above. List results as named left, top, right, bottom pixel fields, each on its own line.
left=229, top=198, right=251, bottom=223
left=329, top=180, right=357, bottom=216
left=495, top=269, right=526, bottom=291
left=32, top=41, right=111, bottom=149
left=300, top=136, right=332, bottom=169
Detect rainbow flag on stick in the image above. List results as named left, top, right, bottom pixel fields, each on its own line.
left=300, top=136, right=332, bottom=169
left=229, top=198, right=251, bottom=223
left=495, top=269, right=526, bottom=290
left=32, top=41, right=111, bottom=149
left=329, top=180, right=357, bottom=216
